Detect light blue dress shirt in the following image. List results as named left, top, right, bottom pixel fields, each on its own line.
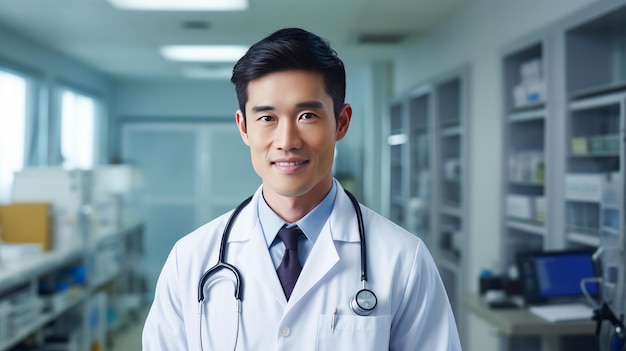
left=258, top=180, right=337, bottom=269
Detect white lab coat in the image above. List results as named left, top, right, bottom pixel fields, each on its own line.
left=142, top=183, right=461, bottom=350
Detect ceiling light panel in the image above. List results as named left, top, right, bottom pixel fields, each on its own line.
left=107, top=0, right=248, bottom=11
left=161, top=45, right=248, bottom=62
left=182, top=67, right=233, bottom=80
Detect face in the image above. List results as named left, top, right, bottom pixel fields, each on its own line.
left=236, top=70, right=351, bottom=206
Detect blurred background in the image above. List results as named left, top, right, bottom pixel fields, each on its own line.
left=0, top=0, right=624, bottom=350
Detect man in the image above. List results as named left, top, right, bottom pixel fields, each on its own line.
left=143, top=27, right=461, bottom=350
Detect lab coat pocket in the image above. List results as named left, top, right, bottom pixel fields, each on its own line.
left=316, top=314, right=391, bottom=351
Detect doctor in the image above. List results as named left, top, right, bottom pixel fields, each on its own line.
left=142, top=27, right=461, bottom=350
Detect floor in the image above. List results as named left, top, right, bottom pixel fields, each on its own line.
left=110, top=306, right=149, bottom=351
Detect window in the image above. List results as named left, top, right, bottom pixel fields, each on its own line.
left=0, top=70, right=28, bottom=203
left=60, top=89, right=98, bottom=169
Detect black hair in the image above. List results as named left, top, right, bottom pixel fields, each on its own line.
left=231, top=28, right=346, bottom=124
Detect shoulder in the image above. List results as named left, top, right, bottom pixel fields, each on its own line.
left=172, top=191, right=260, bottom=260
left=357, top=204, right=441, bottom=279
left=191, top=210, right=235, bottom=238
left=359, top=204, right=422, bottom=250
left=174, top=210, right=233, bottom=251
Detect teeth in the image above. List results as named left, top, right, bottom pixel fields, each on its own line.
left=275, top=161, right=305, bottom=166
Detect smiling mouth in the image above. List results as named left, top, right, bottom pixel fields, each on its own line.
left=273, top=160, right=307, bottom=167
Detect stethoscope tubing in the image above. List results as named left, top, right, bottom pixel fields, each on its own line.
left=344, top=190, right=368, bottom=282
left=197, top=189, right=373, bottom=310
left=197, top=195, right=252, bottom=302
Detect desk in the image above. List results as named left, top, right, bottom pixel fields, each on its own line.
left=461, top=294, right=595, bottom=351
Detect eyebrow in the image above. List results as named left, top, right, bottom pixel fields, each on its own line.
left=250, top=101, right=324, bottom=113
left=251, top=105, right=274, bottom=113
left=296, top=101, right=324, bottom=109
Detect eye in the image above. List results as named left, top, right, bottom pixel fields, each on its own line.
left=258, top=115, right=274, bottom=122
left=299, top=112, right=316, bottom=120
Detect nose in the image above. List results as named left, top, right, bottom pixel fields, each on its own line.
left=276, top=119, right=302, bottom=150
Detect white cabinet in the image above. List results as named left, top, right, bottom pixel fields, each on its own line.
left=384, top=66, right=470, bottom=342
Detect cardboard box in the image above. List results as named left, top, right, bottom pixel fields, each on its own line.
left=0, top=203, right=51, bottom=251
left=571, top=136, right=589, bottom=155
left=565, top=173, right=603, bottom=202
left=13, top=168, right=91, bottom=248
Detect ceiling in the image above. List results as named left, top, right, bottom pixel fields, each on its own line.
left=0, top=0, right=468, bottom=80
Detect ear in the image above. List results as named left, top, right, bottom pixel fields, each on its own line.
left=235, top=110, right=250, bottom=146
left=335, top=104, right=352, bottom=141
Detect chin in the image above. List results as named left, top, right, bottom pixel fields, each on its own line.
left=271, top=182, right=312, bottom=198
left=276, top=187, right=310, bottom=198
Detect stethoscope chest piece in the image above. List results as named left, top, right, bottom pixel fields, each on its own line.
left=350, top=288, right=377, bottom=316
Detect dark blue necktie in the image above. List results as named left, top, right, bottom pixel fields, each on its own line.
left=276, top=225, right=303, bottom=300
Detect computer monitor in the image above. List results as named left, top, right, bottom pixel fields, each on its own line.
left=517, top=250, right=599, bottom=305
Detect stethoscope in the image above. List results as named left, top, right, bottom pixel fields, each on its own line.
left=196, top=190, right=377, bottom=350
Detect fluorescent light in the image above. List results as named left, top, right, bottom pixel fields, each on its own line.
left=387, top=134, right=408, bottom=146
left=107, top=0, right=248, bottom=11
left=161, top=45, right=248, bottom=62
left=182, top=67, right=233, bottom=80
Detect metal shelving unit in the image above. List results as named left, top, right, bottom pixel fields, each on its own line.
left=0, top=220, right=143, bottom=351
left=384, top=66, right=470, bottom=344
left=500, top=39, right=550, bottom=275
left=494, top=2, right=626, bottom=350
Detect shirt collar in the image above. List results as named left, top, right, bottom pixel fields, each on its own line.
left=258, top=180, right=337, bottom=248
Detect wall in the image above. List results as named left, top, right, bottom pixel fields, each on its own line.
left=391, top=0, right=597, bottom=350
left=109, top=78, right=236, bottom=160
left=0, top=23, right=112, bottom=165
left=110, top=70, right=371, bottom=198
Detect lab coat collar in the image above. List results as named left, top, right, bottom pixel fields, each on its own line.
left=227, top=183, right=363, bottom=307
left=226, top=181, right=361, bottom=243
left=328, top=181, right=362, bottom=243
left=230, top=187, right=287, bottom=305
left=228, top=180, right=360, bottom=242
left=288, top=184, right=362, bottom=306
left=226, top=185, right=263, bottom=242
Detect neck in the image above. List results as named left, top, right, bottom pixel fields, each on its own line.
left=263, top=178, right=333, bottom=223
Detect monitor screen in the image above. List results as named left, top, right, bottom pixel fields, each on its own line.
left=517, top=250, right=598, bottom=304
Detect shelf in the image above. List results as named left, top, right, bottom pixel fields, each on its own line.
left=0, top=288, right=90, bottom=351
left=508, top=108, right=547, bottom=123
left=565, top=198, right=600, bottom=205
left=569, top=91, right=625, bottom=110
left=411, top=125, right=429, bottom=134
left=436, top=77, right=462, bottom=127
left=0, top=222, right=144, bottom=289
left=508, top=180, right=544, bottom=187
left=442, top=205, right=462, bottom=217
left=441, top=126, right=462, bottom=137
left=566, top=4, right=626, bottom=96
left=389, top=69, right=466, bottom=330
left=569, top=82, right=626, bottom=101
left=506, top=218, right=546, bottom=236
left=0, top=220, right=143, bottom=350
left=494, top=4, right=626, bottom=349
left=566, top=225, right=599, bottom=235
left=390, top=160, right=404, bottom=168
left=0, top=246, right=83, bottom=292
left=569, top=152, right=620, bottom=158
left=440, top=119, right=461, bottom=128
left=86, top=220, right=143, bottom=250
left=437, top=252, right=461, bottom=272
left=568, top=231, right=600, bottom=247
left=508, top=102, right=546, bottom=114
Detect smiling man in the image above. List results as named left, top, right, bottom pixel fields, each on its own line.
left=236, top=69, right=350, bottom=223
left=143, top=28, right=461, bottom=351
